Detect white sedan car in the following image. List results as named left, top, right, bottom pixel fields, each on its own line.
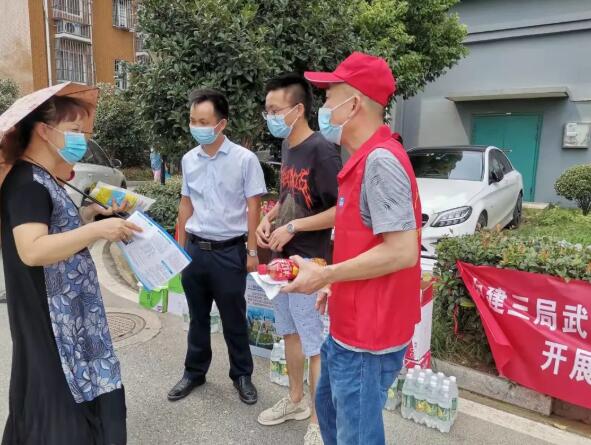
left=67, top=140, right=127, bottom=207
left=408, top=145, right=523, bottom=262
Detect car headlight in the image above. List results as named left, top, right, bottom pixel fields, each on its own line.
left=431, top=206, right=472, bottom=227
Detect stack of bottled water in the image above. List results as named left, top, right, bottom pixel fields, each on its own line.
left=400, top=366, right=458, bottom=433
left=269, top=340, right=289, bottom=386
left=385, top=368, right=407, bottom=411
left=210, top=303, right=221, bottom=333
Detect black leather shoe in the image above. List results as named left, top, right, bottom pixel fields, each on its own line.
left=233, top=376, right=258, bottom=405
left=167, top=375, right=206, bottom=401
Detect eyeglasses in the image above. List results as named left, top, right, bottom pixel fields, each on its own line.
left=261, top=104, right=299, bottom=120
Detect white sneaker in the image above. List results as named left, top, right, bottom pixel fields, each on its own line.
left=257, top=396, right=311, bottom=426
left=304, top=423, right=324, bottom=445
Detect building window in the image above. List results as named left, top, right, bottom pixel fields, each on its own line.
left=55, top=39, right=93, bottom=84
left=113, top=0, right=134, bottom=29
left=53, top=0, right=83, bottom=16
left=114, top=60, right=128, bottom=90
left=136, top=54, right=150, bottom=65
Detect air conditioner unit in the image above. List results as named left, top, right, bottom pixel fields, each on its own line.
left=63, top=20, right=83, bottom=37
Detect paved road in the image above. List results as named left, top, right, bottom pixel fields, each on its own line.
left=4, top=287, right=577, bottom=445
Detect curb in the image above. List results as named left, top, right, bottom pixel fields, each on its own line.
left=433, top=358, right=552, bottom=415
left=91, top=240, right=138, bottom=304
left=127, top=180, right=151, bottom=188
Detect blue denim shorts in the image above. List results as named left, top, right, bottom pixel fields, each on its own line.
left=273, top=292, right=324, bottom=357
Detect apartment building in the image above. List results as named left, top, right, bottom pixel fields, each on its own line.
left=0, top=0, right=142, bottom=93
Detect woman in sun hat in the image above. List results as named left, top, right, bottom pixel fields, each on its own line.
left=0, top=83, right=141, bottom=445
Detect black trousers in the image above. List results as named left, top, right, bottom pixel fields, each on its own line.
left=181, top=239, right=253, bottom=381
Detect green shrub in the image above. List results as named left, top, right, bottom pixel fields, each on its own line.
left=123, top=167, right=154, bottom=182
left=433, top=230, right=591, bottom=371
left=555, top=164, right=591, bottom=215
left=135, top=177, right=182, bottom=231
left=0, top=78, right=19, bottom=114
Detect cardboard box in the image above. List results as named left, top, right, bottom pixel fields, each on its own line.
left=404, top=272, right=435, bottom=369
left=168, top=291, right=187, bottom=317
left=245, top=275, right=278, bottom=358
left=138, top=284, right=168, bottom=313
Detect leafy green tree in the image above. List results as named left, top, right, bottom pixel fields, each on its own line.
left=132, top=0, right=467, bottom=157
left=0, top=78, right=19, bottom=115
left=93, top=83, right=150, bottom=167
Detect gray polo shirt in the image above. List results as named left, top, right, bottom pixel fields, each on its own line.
left=335, top=148, right=417, bottom=355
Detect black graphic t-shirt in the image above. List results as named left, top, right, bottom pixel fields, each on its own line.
left=275, top=132, right=342, bottom=260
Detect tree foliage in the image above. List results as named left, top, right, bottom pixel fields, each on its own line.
left=131, top=0, right=467, bottom=157
left=555, top=164, right=591, bottom=215
left=93, top=83, right=150, bottom=167
left=0, top=78, right=19, bottom=115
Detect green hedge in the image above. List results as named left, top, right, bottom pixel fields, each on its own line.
left=135, top=177, right=182, bottom=232
left=433, top=230, right=591, bottom=370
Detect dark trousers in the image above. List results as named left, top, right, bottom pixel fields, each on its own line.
left=181, top=239, right=253, bottom=381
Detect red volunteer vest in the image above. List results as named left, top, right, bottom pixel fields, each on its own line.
left=330, top=125, right=422, bottom=350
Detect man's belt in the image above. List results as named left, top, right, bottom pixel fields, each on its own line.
left=188, top=234, right=246, bottom=251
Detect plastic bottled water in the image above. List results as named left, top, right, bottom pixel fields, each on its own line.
left=413, top=376, right=428, bottom=424
left=401, top=371, right=416, bottom=419
left=399, top=369, right=458, bottom=434
left=278, top=339, right=289, bottom=386
left=437, top=386, right=452, bottom=433
left=426, top=378, right=439, bottom=429
left=210, top=303, right=221, bottom=333
left=448, top=376, right=459, bottom=422
left=384, top=378, right=398, bottom=411
left=269, top=342, right=281, bottom=384
left=395, top=368, right=407, bottom=408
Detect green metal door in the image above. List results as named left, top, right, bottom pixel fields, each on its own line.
left=472, top=114, right=541, bottom=201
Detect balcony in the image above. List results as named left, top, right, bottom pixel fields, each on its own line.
left=113, top=0, right=136, bottom=31
left=52, top=0, right=92, bottom=25
left=55, top=19, right=91, bottom=43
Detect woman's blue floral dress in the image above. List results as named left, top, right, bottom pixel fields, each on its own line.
left=1, top=161, right=126, bottom=445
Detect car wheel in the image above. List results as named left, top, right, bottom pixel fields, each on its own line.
left=509, top=193, right=523, bottom=228
left=476, top=212, right=487, bottom=231
left=121, top=181, right=127, bottom=189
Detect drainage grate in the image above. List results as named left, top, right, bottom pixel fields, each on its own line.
left=107, top=312, right=146, bottom=342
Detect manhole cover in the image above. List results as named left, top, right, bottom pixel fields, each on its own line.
left=107, top=312, right=146, bottom=342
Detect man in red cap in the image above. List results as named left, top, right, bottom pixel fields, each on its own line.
left=283, top=52, right=422, bottom=444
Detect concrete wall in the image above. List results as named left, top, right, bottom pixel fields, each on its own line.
left=0, top=1, right=34, bottom=93
left=397, top=0, right=591, bottom=203
left=91, top=2, right=135, bottom=85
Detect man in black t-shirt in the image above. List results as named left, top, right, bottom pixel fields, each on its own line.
left=256, top=74, right=341, bottom=445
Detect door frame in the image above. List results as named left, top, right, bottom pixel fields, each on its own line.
left=471, top=112, right=543, bottom=202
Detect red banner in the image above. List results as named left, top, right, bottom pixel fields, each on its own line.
left=457, top=262, right=591, bottom=409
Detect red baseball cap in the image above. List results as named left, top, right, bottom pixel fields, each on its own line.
left=304, top=52, right=396, bottom=107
